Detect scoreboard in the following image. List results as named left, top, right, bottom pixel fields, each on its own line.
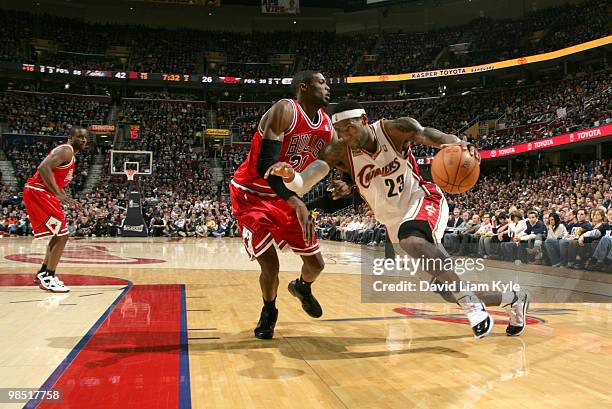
left=20, top=63, right=346, bottom=85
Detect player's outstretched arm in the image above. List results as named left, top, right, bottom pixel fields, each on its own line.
left=264, top=139, right=350, bottom=197
left=384, top=117, right=461, bottom=149
left=37, top=145, right=76, bottom=205
left=384, top=116, right=479, bottom=159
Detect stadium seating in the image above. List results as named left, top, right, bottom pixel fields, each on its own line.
left=0, top=0, right=607, bottom=77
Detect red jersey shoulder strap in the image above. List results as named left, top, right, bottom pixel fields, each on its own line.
left=293, top=100, right=323, bottom=129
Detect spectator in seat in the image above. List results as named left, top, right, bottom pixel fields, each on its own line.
left=195, top=220, right=208, bottom=238
left=372, top=222, right=387, bottom=246
left=0, top=215, right=7, bottom=234
left=475, top=214, right=494, bottom=257
left=175, top=215, right=188, bottom=237
left=223, top=217, right=237, bottom=238
left=108, top=215, right=121, bottom=237
left=164, top=217, right=178, bottom=237
left=458, top=214, right=482, bottom=256
left=444, top=211, right=469, bottom=254
left=345, top=217, right=361, bottom=243
left=446, top=208, right=464, bottom=229
left=13, top=213, right=30, bottom=236
left=150, top=215, right=166, bottom=237
left=574, top=208, right=606, bottom=268
left=487, top=212, right=509, bottom=259
left=75, top=216, right=93, bottom=237
left=585, top=208, right=612, bottom=272
left=602, top=191, right=612, bottom=210
left=206, top=217, right=217, bottom=236
left=519, top=210, right=547, bottom=263
left=543, top=212, right=568, bottom=266
left=328, top=217, right=342, bottom=241
left=362, top=216, right=378, bottom=245
left=212, top=219, right=227, bottom=238
left=93, top=216, right=108, bottom=237
left=559, top=208, right=592, bottom=268
left=315, top=216, right=328, bottom=240
left=183, top=216, right=196, bottom=237
left=501, top=210, right=527, bottom=263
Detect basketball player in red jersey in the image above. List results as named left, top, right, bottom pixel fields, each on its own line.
left=231, top=71, right=333, bottom=339
left=23, top=127, right=88, bottom=293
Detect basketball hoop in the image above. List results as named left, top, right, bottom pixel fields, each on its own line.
left=125, top=169, right=137, bottom=181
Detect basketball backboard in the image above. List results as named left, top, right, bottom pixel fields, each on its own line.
left=110, top=150, right=153, bottom=176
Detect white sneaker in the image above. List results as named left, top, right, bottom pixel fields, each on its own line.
left=38, top=273, right=70, bottom=293
left=457, top=295, right=494, bottom=339
left=504, top=290, right=530, bottom=336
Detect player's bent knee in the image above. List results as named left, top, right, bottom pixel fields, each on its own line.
left=303, top=255, right=325, bottom=274
left=256, top=254, right=280, bottom=275
left=259, top=260, right=280, bottom=276
left=399, top=235, right=432, bottom=257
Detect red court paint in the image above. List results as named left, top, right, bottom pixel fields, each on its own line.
left=37, top=285, right=185, bottom=409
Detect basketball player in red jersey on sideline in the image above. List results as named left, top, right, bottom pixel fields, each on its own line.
left=230, top=71, right=333, bottom=339
left=24, top=127, right=87, bottom=293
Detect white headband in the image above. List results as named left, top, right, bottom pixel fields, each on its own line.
left=331, top=109, right=366, bottom=124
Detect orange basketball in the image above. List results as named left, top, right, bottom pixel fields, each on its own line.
left=430, top=145, right=480, bottom=194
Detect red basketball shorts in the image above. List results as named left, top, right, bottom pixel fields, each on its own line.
left=23, top=186, right=68, bottom=239
left=230, top=180, right=320, bottom=260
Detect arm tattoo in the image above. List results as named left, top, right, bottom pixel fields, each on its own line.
left=394, top=117, right=422, bottom=134
left=421, top=127, right=460, bottom=146
left=394, top=117, right=460, bottom=147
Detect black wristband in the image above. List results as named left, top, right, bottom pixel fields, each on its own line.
left=267, top=175, right=297, bottom=200
left=256, top=139, right=282, bottom=178
left=256, top=139, right=296, bottom=200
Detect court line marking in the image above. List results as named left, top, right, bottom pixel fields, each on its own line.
left=188, top=328, right=217, bottom=331
left=188, top=337, right=221, bottom=340
left=78, top=293, right=104, bottom=297
left=23, top=283, right=132, bottom=409
left=187, top=309, right=211, bottom=312
left=179, top=284, right=192, bottom=409
left=8, top=299, right=44, bottom=303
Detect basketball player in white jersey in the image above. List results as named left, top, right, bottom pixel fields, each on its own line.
left=265, top=100, right=530, bottom=339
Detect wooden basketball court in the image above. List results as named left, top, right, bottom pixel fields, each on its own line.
left=1, top=237, right=611, bottom=408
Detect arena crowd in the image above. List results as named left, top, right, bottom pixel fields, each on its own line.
left=0, top=0, right=607, bottom=77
